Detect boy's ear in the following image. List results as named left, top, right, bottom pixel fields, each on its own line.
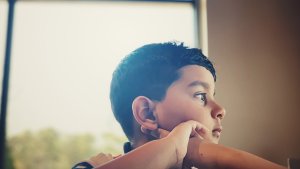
left=132, top=96, right=158, bottom=131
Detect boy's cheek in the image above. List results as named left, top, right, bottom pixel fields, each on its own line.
left=157, top=118, right=181, bottom=132
left=155, top=108, right=184, bottom=131
left=157, top=112, right=189, bottom=130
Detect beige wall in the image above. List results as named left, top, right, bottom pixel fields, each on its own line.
left=207, top=0, right=300, bottom=165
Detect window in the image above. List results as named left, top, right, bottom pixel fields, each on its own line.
left=4, top=1, right=198, bottom=168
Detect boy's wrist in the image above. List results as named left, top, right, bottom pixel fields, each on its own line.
left=187, top=142, right=221, bottom=169
left=196, top=143, right=239, bottom=169
left=166, top=136, right=184, bottom=168
left=183, top=137, right=202, bottom=168
left=157, top=137, right=181, bottom=168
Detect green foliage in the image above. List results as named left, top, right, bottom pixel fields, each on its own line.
left=7, top=128, right=126, bottom=169
left=8, top=129, right=61, bottom=169
left=63, top=134, right=96, bottom=166
left=99, top=132, right=127, bottom=155
left=5, top=145, right=15, bottom=169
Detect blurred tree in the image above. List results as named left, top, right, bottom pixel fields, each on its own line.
left=7, top=128, right=126, bottom=169
left=35, top=129, right=61, bottom=169
left=9, top=131, right=35, bottom=169
left=5, top=145, right=15, bottom=169
left=99, top=132, right=127, bottom=155
left=63, top=134, right=96, bottom=167
left=8, top=129, right=61, bottom=169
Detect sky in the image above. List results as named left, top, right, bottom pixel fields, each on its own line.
left=0, top=1, right=196, bottom=139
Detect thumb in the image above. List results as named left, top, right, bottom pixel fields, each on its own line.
left=156, top=128, right=170, bottom=138
left=149, top=128, right=170, bottom=139
left=141, top=126, right=170, bottom=139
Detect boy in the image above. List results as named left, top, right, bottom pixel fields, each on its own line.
left=73, top=42, right=286, bottom=169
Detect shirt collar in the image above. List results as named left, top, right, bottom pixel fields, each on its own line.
left=123, top=142, right=132, bottom=153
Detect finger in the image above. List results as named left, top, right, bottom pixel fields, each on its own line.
left=141, top=125, right=171, bottom=139
left=149, top=128, right=169, bottom=139
left=184, top=120, right=209, bottom=139
left=141, top=126, right=157, bottom=138
left=194, top=122, right=212, bottom=141
left=157, top=128, right=170, bottom=138
left=195, top=124, right=209, bottom=135
left=191, top=129, right=205, bottom=140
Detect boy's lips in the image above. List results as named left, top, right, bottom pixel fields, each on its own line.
left=212, top=127, right=222, bottom=138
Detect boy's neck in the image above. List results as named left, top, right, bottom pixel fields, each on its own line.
left=131, top=135, right=150, bottom=150
left=130, top=129, right=155, bottom=150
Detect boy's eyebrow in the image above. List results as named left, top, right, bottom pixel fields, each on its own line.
left=188, top=81, right=216, bottom=95
left=187, top=80, right=210, bottom=90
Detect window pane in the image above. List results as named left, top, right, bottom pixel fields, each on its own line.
left=7, top=1, right=195, bottom=168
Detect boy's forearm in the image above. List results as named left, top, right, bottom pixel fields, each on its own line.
left=190, top=142, right=287, bottom=169
left=95, top=138, right=177, bottom=169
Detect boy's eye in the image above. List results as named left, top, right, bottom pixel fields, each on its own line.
left=194, top=93, right=207, bottom=105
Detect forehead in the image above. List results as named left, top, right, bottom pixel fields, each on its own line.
left=175, top=65, right=215, bottom=90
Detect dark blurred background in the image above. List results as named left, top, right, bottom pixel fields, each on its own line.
left=208, top=0, right=300, bottom=165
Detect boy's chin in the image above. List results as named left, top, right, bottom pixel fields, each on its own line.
left=212, top=138, right=219, bottom=144
left=207, top=135, right=220, bottom=144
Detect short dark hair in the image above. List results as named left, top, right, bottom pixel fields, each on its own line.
left=110, top=42, right=216, bottom=140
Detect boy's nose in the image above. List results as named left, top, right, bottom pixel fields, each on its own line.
left=211, top=102, right=226, bottom=120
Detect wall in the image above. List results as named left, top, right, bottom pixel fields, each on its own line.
left=207, top=0, right=300, bottom=165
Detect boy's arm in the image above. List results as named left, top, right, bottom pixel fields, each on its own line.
left=185, top=137, right=287, bottom=169
left=94, top=119, right=287, bottom=169
left=95, top=138, right=177, bottom=169
left=95, top=120, right=206, bottom=169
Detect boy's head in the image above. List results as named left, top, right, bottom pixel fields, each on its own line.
left=110, top=42, right=225, bottom=144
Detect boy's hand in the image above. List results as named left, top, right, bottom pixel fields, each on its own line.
left=141, top=120, right=209, bottom=168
